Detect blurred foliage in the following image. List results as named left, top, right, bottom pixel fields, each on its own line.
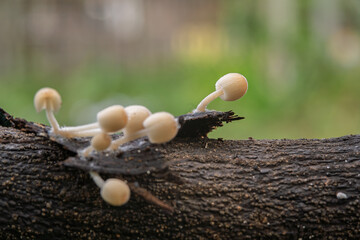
left=0, top=0, right=359, bottom=139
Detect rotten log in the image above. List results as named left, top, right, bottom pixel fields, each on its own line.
left=0, top=108, right=359, bottom=239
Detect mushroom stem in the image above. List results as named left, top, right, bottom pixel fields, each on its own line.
left=34, top=88, right=62, bottom=134
left=110, top=130, right=147, bottom=150
left=45, top=108, right=60, bottom=134
left=60, top=128, right=103, bottom=138
left=61, top=122, right=99, bottom=132
left=72, top=129, right=103, bottom=137
left=195, top=89, right=224, bottom=112
left=91, top=175, right=131, bottom=206
left=81, top=146, right=94, bottom=157
left=89, top=171, right=104, bottom=188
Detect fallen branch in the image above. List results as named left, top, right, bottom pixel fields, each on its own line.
left=0, top=108, right=359, bottom=239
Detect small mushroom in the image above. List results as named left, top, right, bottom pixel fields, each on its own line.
left=89, top=171, right=130, bottom=206
left=123, top=105, right=152, bottom=136
left=61, top=105, right=128, bottom=137
left=82, top=132, right=112, bottom=157
left=143, top=112, right=179, bottom=143
left=97, top=105, right=128, bottom=133
left=108, top=105, right=151, bottom=149
left=110, top=112, right=178, bottom=149
left=34, top=87, right=62, bottom=134
left=195, top=73, right=248, bottom=112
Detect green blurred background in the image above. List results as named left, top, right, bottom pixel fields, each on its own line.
left=0, top=0, right=359, bottom=139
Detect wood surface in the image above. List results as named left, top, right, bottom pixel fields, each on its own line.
left=0, top=108, right=359, bottom=239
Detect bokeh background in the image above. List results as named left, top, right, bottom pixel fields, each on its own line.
left=0, top=0, right=359, bottom=139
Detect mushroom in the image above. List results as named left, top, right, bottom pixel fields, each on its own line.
left=89, top=171, right=130, bottom=206
left=195, top=73, right=248, bottom=112
left=60, top=105, right=128, bottom=138
left=82, top=132, right=112, bottom=157
left=34, top=87, right=62, bottom=134
left=108, top=105, right=151, bottom=149
left=123, top=105, right=152, bottom=136
left=110, top=111, right=178, bottom=149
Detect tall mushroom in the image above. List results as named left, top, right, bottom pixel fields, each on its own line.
left=34, top=87, right=62, bottom=134
left=195, top=73, right=248, bottom=112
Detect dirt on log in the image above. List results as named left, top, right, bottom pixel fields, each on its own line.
left=0, top=108, right=359, bottom=239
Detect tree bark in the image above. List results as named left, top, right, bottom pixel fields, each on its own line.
left=0, top=108, right=359, bottom=239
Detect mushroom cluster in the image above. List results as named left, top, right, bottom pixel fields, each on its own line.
left=34, top=88, right=179, bottom=206
left=33, top=72, right=247, bottom=206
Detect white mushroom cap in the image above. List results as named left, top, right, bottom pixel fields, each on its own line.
left=91, top=132, right=112, bottom=151
left=215, top=73, right=248, bottom=101
left=143, top=112, right=178, bottom=144
left=100, top=178, right=131, bottom=206
left=97, top=105, right=128, bottom=133
left=124, top=105, right=151, bottom=136
left=34, top=87, right=62, bottom=112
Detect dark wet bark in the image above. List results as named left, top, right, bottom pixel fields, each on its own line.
left=0, top=108, right=359, bottom=239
